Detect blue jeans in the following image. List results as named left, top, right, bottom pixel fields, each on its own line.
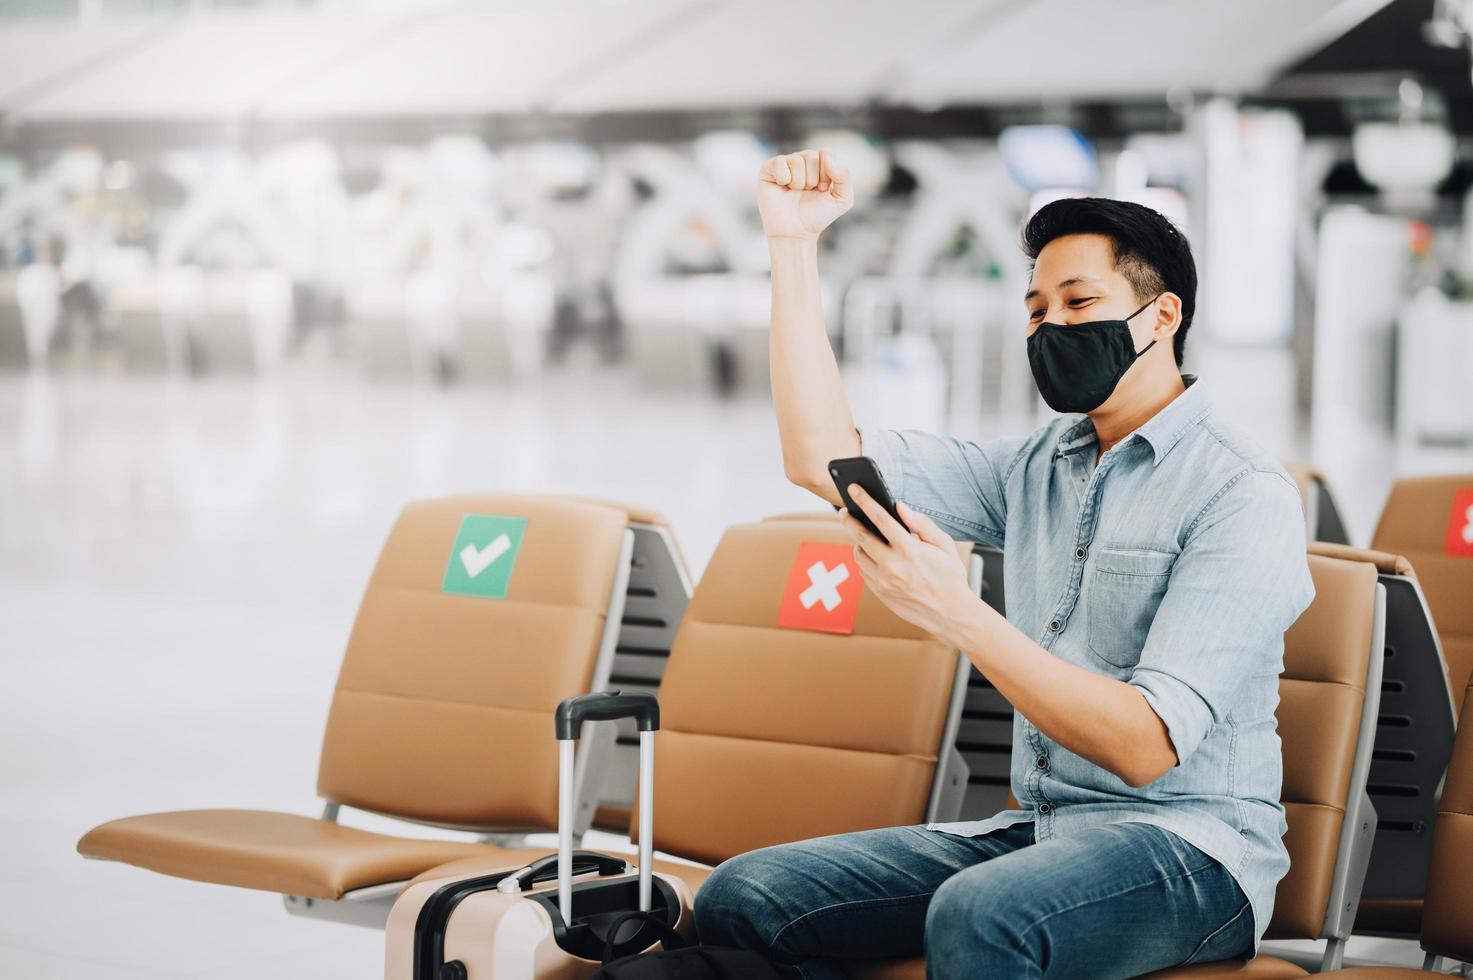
left=692, top=820, right=1255, bottom=980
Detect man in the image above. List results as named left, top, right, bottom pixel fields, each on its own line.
left=692, top=148, right=1315, bottom=979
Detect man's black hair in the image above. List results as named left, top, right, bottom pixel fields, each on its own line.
left=1021, top=197, right=1197, bottom=367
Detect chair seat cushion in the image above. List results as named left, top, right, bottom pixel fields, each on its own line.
left=1311, top=971, right=1439, bottom=979
left=1136, top=955, right=1309, bottom=978
left=403, top=849, right=716, bottom=898
left=77, top=809, right=519, bottom=899
left=841, top=955, right=1308, bottom=980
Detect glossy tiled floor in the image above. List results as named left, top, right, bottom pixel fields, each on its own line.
left=2, top=344, right=1468, bottom=977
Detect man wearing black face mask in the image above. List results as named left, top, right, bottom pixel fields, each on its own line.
left=1019, top=209, right=1189, bottom=448
left=692, top=151, right=1315, bottom=980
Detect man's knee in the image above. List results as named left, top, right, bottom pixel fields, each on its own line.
left=693, top=850, right=790, bottom=949
left=924, top=868, right=1036, bottom=971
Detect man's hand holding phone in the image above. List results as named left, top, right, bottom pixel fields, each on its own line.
left=837, top=480, right=975, bottom=644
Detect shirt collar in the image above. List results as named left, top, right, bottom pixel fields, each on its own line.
left=1053, top=374, right=1209, bottom=466
left=1055, top=417, right=1098, bottom=458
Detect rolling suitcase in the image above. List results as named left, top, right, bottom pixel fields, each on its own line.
left=384, top=691, right=696, bottom=980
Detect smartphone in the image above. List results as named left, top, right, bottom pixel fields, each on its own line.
left=828, top=456, right=909, bottom=544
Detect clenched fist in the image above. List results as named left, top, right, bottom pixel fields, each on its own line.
left=756, top=148, right=854, bottom=241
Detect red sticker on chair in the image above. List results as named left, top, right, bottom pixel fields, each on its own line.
left=777, top=541, right=864, bottom=635
left=1446, top=489, right=1473, bottom=557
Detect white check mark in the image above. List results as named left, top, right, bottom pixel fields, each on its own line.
left=460, top=533, right=512, bottom=578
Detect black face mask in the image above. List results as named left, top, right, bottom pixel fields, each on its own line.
left=1026, top=295, right=1161, bottom=414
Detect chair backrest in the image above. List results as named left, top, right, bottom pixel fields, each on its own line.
left=315, top=493, right=648, bottom=832
left=1268, top=552, right=1383, bottom=960
left=1372, top=475, right=1473, bottom=712
left=1308, top=543, right=1457, bottom=932
left=1283, top=461, right=1351, bottom=545
left=631, top=516, right=975, bottom=866
left=767, top=510, right=1008, bottom=820
left=1421, top=678, right=1473, bottom=966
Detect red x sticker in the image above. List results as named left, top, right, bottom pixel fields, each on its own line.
left=1446, top=489, right=1473, bottom=557
left=777, top=540, right=864, bottom=635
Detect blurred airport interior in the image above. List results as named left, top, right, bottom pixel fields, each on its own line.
left=5, top=1, right=1473, bottom=978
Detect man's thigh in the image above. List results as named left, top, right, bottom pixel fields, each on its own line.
left=924, top=821, right=1253, bottom=980
left=695, top=821, right=1034, bottom=963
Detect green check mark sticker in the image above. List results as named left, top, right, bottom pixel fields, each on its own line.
left=441, top=514, right=528, bottom=599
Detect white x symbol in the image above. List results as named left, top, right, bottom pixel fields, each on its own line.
left=799, top=560, right=850, bottom=612
left=1461, top=504, right=1473, bottom=545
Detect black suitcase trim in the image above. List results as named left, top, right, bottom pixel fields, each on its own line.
left=534, top=874, right=682, bottom=961
left=412, top=855, right=680, bottom=978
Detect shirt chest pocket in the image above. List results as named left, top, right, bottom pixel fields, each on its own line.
left=1085, top=547, right=1176, bottom=669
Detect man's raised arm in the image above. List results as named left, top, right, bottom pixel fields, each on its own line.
left=760, top=148, right=859, bottom=508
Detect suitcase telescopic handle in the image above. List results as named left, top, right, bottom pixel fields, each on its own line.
left=554, top=691, right=661, bottom=927
left=554, top=690, right=660, bottom=741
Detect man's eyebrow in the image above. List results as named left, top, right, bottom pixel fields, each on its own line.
left=1023, top=276, right=1101, bottom=302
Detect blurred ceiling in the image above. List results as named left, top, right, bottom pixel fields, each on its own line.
left=0, top=0, right=1398, bottom=122
left=1270, top=0, right=1473, bottom=134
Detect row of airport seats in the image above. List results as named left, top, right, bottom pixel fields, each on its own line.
left=77, top=495, right=974, bottom=922
left=75, top=485, right=1473, bottom=976
left=1283, top=472, right=1473, bottom=950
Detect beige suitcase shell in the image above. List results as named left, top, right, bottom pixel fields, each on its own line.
left=384, top=860, right=696, bottom=979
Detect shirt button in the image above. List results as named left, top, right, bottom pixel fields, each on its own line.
left=1074, top=547, right=1086, bottom=560
left=1036, top=755, right=1048, bottom=770
left=1049, top=619, right=1061, bottom=631
left=1037, top=802, right=1052, bottom=814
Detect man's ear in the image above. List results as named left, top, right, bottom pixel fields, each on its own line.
left=1154, top=292, right=1183, bottom=340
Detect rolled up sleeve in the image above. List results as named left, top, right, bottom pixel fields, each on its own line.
left=855, top=424, right=1025, bottom=548
left=1130, top=470, right=1316, bottom=768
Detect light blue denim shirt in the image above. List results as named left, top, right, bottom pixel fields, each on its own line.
left=857, top=375, right=1315, bottom=955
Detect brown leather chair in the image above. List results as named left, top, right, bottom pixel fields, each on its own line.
left=1371, top=475, right=1473, bottom=712
left=78, top=493, right=687, bottom=928
left=1313, top=677, right=1473, bottom=977
left=1304, top=545, right=1459, bottom=940
left=404, top=514, right=979, bottom=902
left=1283, top=462, right=1351, bottom=545
left=841, top=551, right=1387, bottom=980
left=764, top=509, right=1020, bottom=819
